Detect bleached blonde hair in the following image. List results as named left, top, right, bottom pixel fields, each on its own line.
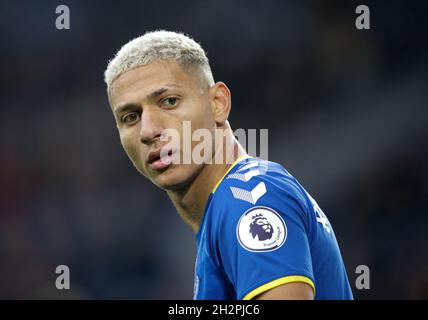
left=104, top=30, right=214, bottom=91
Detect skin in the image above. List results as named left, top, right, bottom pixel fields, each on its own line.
left=108, top=59, right=313, bottom=300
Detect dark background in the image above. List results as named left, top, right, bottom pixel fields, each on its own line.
left=0, top=0, right=427, bottom=299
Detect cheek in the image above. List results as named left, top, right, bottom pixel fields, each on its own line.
left=120, top=131, right=132, bottom=152
left=199, top=99, right=216, bottom=127
left=183, top=97, right=215, bottom=128
left=120, top=130, right=143, bottom=162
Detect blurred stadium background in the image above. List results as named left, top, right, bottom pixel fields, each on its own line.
left=0, top=0, right=427, bottom=299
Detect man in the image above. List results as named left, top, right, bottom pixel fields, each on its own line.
left=104, top=30, right=353, bottom=300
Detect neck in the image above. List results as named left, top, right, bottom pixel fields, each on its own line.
left=167, top=133, right=247, bottom=234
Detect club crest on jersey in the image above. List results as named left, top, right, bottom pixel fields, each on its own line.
left=236, top=207, right=287, bottom=252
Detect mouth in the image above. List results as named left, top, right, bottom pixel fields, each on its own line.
left=147, top=148, right=174, bottom=171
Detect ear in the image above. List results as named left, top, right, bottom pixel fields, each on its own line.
left=209, top=82, right=231, bottom=127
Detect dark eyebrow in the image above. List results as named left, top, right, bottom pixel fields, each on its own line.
left=147, top=87, right=171, bottom=100
left=114, top=103, right=139, bottom=116
left=114, top=85, right=180, bottom=115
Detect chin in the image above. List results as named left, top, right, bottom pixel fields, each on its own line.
left=150, top=164, right=196, bottom=191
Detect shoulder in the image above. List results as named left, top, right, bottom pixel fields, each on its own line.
left=212, top=157, right=312, bottom=220
left=210, top=158, right=317, bottom=281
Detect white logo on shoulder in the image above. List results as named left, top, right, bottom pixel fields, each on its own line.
left=236, top=206, right=287, bottom=252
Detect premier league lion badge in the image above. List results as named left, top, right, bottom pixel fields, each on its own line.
left=236, top=206, right=287, bottom=252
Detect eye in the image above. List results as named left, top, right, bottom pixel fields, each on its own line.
left=161, top=97, right=179, bottom=108
left=121, top=112, right=140, bottom=124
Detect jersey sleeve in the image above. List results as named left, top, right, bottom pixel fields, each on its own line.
left=216, top=168, right=316, bottom=300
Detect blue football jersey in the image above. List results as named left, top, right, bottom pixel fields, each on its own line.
left=194, top=156, right=353, bottom=300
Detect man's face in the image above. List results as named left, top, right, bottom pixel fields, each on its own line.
left=108, top=60, right=216, bottom=190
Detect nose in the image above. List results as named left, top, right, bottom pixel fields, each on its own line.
left=139, top=108, right=162, bottom=145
